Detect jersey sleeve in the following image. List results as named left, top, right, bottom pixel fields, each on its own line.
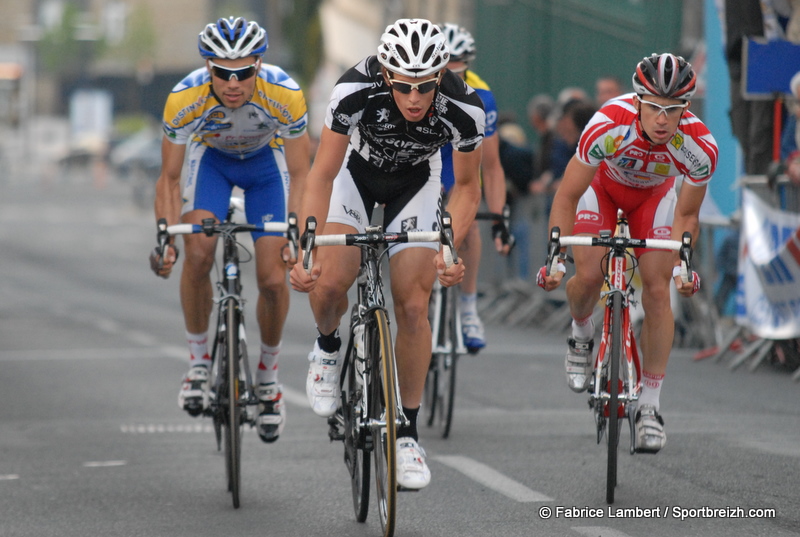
left=677, top=126, right=719, bottom=186
left=162, top=68, right=212, bottom=145
left=325, top=58, right=374, bottom=136
left=576, top=99, right=634, bottom=166
left=261, top=65, right=309, bottom=139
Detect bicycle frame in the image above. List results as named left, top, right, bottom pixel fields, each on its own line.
left=158, top=202, right=298, bottom=509
left=590, top=218, right=642, bottom=438
left=304, top=214, right=456, bottom=537
left=545, top=210, right=693, bottom=504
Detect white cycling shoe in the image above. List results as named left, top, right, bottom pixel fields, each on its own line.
left=634, top=404, right=666, bottom=453
left=396, top=437, right=431, bottom=490
left=565, top=337, right=594, bottom=393
left=306, top=341, right=341, bottom=418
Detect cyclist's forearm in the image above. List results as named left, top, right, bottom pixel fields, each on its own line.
left=480, top=135, right=507, bottom=214
left=284, top=133, right=312, bottom=217
left=154, top=174, right=183, bottom=231
left=446, top=181, right=481, bottom=247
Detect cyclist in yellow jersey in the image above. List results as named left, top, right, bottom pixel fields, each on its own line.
left=150, top=17, right=310, bottom=444
left=439, top=23, right=513, bottom=352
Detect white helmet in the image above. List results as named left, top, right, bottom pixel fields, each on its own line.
left=439, top=23, right=476, bottom=63
left=377, top=19, right=449, bottom=78
left=198, top=17, right=267, bottom=59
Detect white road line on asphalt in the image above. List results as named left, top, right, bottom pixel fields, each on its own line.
left=0, top=474, right=20, bottom=480
left=0, top=346, right=186, bottom=361
left=572, top=527, right=635, bottom=537
left=82, top=460, right=127, bottom=468
left=433, top=455, right=553, bottom=502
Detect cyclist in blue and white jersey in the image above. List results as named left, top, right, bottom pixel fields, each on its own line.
left=439, top=23, right=513, bottom=352
left=150, top=17, right=311, bottom=444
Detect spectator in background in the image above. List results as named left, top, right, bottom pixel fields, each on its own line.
left=781, top=71, right=800, bottom=185
left=497, top=113, right=534, bottom=278
left=595, top=75, right=624, bottom=107
left=527, top=93, right=556, bottom=183
left=719, top=0, right=781, bottom=174
left=532, top=89, right=592, bottom=202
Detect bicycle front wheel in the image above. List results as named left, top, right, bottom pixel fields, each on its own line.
left=223, top=299, right=243, bottom=509
left=606, top=292, right=623, bottom=504
left=367, top=309, right=397, bottom=537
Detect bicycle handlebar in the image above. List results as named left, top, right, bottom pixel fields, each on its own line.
left=301, top=212, right=459, bottom=274
left=545, top=226, right=694, bottom=283
left=155, top=213, right=300, bottom=269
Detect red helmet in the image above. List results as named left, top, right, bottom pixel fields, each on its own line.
left=632, top=53, right=696, bottom=100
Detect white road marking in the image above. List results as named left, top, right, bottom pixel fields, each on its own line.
left=0, top=474, right=20, bottom=480
left=573, top=527, right=635, bottom=537
left=82, top=460, right=127, bottom=468
left=433, top=455, right=553, bottom=502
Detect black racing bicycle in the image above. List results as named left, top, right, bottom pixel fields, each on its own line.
left=304, top=214, right=457, bottom=537
left=157, top=199, right=298, bottom=509
left=423, top=206, right=513, bottom=438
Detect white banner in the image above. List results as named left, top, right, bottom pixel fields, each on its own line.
left=736, top=188, right=800, bottom=339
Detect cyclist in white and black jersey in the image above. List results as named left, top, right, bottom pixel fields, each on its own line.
left=290, top=18, right=485, bottom=490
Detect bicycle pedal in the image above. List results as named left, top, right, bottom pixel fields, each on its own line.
left=397, top=485, right=420, bottom=493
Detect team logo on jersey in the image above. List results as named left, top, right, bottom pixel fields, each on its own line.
left=693, top=164, right=710, bottom=178
left=651, top=226, right=671, bottom=239
left=589, top=144, right=605, bottom=160
left=651, top=153, right=668, bottom=162
left=401, top=217, right=418, bottom=232
left=654, top=163, right=671, bottom=175
left=618, top=157, right=638, bottom=169
left=625, top=148, right=645, bottom=158
left=377, top=108, right=390, bottom=122
left=671, top=133, right=684, bottom=150
left=604, top=135, right=623, bottom=154
left=576, top=210, right=602, bottom=225
left=342, top=204, right=362, bottom=224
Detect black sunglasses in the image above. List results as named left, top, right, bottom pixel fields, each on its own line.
left=387, top=75, right=440, bottom=95
left=208, top=60, right=259, bottom=82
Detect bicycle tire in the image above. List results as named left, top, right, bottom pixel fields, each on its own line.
left=369, top=309, right=397, bottom=537
left=441, top=285, right=458, bottom=439
left=223, top=299, right=242, bottom=509
left=606, top=291, right=622, bottom=504
left=345, top=328, right=370, bottom=522
left=423, top=357, right=439, bottom=427
left=423, top=284, right=444, bottom=428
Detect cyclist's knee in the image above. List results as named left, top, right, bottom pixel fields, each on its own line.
left=394, top=296, right=429, bottom=330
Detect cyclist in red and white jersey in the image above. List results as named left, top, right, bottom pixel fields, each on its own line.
left=538, top=53, right=718, bottom=453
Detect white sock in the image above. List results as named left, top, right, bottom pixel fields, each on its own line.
left=639, top=371, right=664, bottom=411
left=256, top=342, right=281, bottom=385
left=571, top=316, right=595, bottom=341
left=186, top=331, right=211, bottom=368
left=460, top=292, right=478, bottom=317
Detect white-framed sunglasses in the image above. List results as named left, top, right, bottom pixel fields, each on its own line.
left=386, top=73, right=441, bottom=94
left=207, top=59, right=260, bottom=81
left=638, top=97, right=688, bottom=118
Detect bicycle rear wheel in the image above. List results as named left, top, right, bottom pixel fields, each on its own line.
left=606, top=292, right=623, bottom=504
left=344, top=329, right=370, bottom=522
left=368, top=309, right=397, bottom=537
left=223, top=299, right=243, bottom=509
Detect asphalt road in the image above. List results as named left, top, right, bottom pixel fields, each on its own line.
left=1, top=173, right=799, bottom=537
